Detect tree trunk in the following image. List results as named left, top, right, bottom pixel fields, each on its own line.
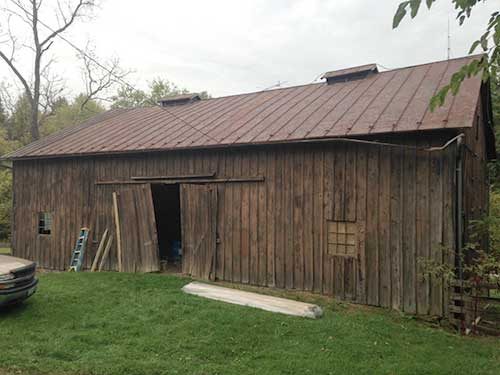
left=30, top=100, right=40, bottom=141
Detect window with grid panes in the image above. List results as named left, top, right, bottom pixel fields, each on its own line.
left=327, top=221, right=358, bottom=257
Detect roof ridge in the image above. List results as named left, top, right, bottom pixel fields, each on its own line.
left=3, top=54, right=485, bottom=160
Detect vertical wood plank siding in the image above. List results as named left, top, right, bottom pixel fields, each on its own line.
left=12, top=135, right=465, bottom=315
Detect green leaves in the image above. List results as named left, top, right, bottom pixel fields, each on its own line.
left=394, top=1, right=488, bottom=28
left=429, top=57, right=488, bottom=112
left=393, top=0, right=437, bottom=29
left=393, top=1, right=499, bottom=112
left=393, top=1, right=412, bottom=29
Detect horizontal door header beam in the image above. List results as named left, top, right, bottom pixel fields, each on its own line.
left=131, top=172, right=216, bottom=181
left=96, top=177, right=265, bottom=185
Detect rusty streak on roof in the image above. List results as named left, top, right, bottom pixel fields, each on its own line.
left=5, top=55, right=486, bottom=160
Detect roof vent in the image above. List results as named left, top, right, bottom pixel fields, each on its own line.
left=322, top=63, right=378, bottom=85
left=158, top=93, right=201, bottom=106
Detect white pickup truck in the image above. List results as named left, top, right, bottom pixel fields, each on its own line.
left=0, top=255, right=38, bottom=306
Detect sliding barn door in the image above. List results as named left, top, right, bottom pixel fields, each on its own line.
left=114, top=184, right=160, bottom=272
left=180, top=184, right=218, bottom=280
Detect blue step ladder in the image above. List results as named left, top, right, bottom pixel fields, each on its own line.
left=68, top=228, right=89, bottom=272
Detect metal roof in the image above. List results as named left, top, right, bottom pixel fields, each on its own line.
left=5, top=55, right=485, bottom=160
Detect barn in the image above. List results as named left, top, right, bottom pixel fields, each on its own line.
left=3, top=55, right=496, bottom=316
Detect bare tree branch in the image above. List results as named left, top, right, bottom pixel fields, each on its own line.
left=40, top=0, right=94, bottom=47
left=0, top=0, right=97, bottom=140
left=79, top=43, right=130, bottom=110
left=0, top=51, right=33, bottom=102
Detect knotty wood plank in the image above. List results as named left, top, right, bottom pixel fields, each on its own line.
left=112, top=192, right=122, bottom=272
left=430, top=150, right=444, bottom=316
left=249, top=154, right=259, bottom=285
left=390, top=147, right=403, bottom=311
left=442, top=146, right=456, bottom=317
left=284, top=148, right=294, bottom=289
left=303, top=147, right=314, bottom=291
left=216, top=181, right=225, bottom=280
left=416, top=141, right=430, bottom=315
left=333, top=143, right=346, bottom=221
left=345, top=144, right=357, bottom=222
left=313, top=149, right=325, bottom=293
left=266, top=150, right=276, bottom=287
left=356, top=145, right=368, bottom=304
left=323, top=148, right=334, bottom=295
left=366, top=145, right=380, bottom=306
left=403, top=141, right=417, bottom=314
left=240, top=153, right=251, bottom=284
left=257, top=151, right=268, bottom=286
left=131, top=172, right=216, bottom=180
left=293, top=149, right=305, bottom=290
left=96, top=177, right=265, bottom=185
left=274, top=149, right=285, bottom=288
left=98, top=236, right=114, bottom=272
left=232, top=154, right=242, bottom=283
left=333, top=143, right=346, bottom=299
left=182, top=281, right=323, bottom=318
left=91, top=229, right=108, bottom=272
left=223, top=152, right=233, bottom=281
left=378, top=147, right=391, bottom=308
left=345, top=144, right=357, bottom=300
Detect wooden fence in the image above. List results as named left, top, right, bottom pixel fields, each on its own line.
left=449, top=280, right=500, bottom=336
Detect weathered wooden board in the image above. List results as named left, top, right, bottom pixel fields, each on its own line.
left=114, top=184, right=160, bottom=273
left=180, top=184, right=218, bottom=280
left=182, top=281, right=323, bottom=319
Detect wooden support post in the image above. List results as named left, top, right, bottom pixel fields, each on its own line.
left=90, top=229, right=108, bottom=272
left=98, top=236, right=114, bottom=272
left=112, top=192, right=122, bottom=272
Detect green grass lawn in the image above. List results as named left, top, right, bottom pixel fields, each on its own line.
left=0, top=273, right=498, bottom=375
left=0, top=248, right=10, bottom=254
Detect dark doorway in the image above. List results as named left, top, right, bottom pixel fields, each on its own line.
left=151, top=184, right=182, bottom=271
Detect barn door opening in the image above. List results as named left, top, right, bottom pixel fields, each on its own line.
left=180, top=184, right=218, bottom=280
left=114, top=184, right=160, bottom=272
left=151, top=184, right=182, bottom=272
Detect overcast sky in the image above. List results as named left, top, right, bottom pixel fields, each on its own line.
left=0, top=0, right=497, bottom=101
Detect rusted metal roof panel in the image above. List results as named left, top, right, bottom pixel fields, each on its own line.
left=4, top=55, right=484, bottom=160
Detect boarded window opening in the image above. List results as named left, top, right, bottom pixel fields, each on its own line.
left=327, top=221, right=358, bottom=257
left=38, top=212, right=52, bottom=235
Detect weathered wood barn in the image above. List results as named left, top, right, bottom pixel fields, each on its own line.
left=4, top=55, right=496, bottom=316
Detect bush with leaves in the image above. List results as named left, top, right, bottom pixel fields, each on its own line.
left=419, top=191, right=500, bottom=287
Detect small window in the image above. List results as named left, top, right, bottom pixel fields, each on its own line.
left=327, top=221, right=358, bottom=257
left=38, top=212, right=52, bottom=235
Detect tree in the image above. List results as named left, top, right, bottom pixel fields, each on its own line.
left=0, top=0, right=96, bottom=141
left=41, top=94, right=105, bottom=136
left=393, top=1, right=499, bottom=109
left=0, top=98, right=17, bottom=241
left=111, top=78, right=210, bottom=109
left=488, top=62, right=500, bottom=189
left=4, top=94, right=32, bottom=145
left=79, top=43, right=130, bottom=111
